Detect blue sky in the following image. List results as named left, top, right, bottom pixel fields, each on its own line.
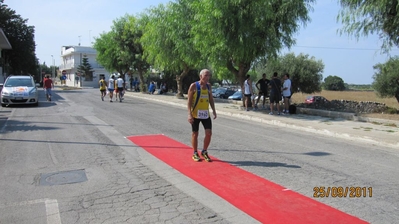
left=4, top=0, right=398, bottom=84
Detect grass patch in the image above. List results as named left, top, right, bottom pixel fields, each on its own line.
left=385, top=130, right=396, bottom=133
left=384, top=123, right=398, bottom=127
left=59, top=86, right=81, bottom=90
left=371, top=121, right=382, bottom=125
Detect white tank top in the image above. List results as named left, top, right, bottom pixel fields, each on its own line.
left=244, top=80, right=250, bottom=94
left=108, top=79, right=115, bottom=89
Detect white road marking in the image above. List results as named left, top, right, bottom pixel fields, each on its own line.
left=0, top=198, right=62, bottom=224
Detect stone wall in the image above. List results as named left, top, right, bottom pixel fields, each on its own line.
left=297, top=100, right=388, bottom=114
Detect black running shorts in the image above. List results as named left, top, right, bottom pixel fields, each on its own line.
left=191, top=117, right=212, bottom=132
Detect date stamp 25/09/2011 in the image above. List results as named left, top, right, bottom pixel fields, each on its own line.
left=313, top=186, right=372, bottom=198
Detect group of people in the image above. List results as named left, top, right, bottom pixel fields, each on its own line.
left=243, top=72, right=292, bottom=115
left=99, top=75, right=125, bottom=102
left=186, top=69, right=294, bottom=163
left=148, top=81, right=168, bottom=95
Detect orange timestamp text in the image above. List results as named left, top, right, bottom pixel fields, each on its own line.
left=313, top=186, right=372, bottom=198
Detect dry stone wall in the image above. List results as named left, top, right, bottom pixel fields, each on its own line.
left=297, top=100, right=388, bottom=114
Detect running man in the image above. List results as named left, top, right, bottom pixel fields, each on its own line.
left=108, top=75, right=115, bottom=102
left=187, top=69, right=217, bottom=162
left=116, top=75, right=125, bottom=102
left=43, top=75, right=54, bottom=101
left=99, top=77, right=107, bottom=101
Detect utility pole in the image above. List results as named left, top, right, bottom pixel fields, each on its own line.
left=51, top=55, right=55, bottom=80
left=78, top=36, right=81, bottom=46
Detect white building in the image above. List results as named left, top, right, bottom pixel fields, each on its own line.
left=59, top=45, right=111, bottom=88
left=0, top=28, right=12, bottom=83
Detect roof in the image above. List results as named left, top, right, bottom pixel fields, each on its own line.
left=0, top=28, right=12, bottom=50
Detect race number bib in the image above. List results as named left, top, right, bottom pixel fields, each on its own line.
left=197, top=110, right=209, bottom=119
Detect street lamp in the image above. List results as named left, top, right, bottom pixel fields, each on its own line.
left=51, top=55, right=55, bottom=80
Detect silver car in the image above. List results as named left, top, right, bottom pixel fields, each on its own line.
left=1, top=75, right=39, bottom=107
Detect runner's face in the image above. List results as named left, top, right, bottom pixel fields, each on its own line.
left=201, top=71, right=211, bottom=82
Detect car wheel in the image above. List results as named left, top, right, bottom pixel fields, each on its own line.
left=1, top=103, right=6, bottom=107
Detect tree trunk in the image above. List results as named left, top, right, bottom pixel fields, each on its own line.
left=227, top=59, right=251, bottom=107
left=175, top=65, right=190, bottom=99
left=138, top=70, right=146, bottom=93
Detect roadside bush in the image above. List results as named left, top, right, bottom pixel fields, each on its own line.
left=385, top=107, right=398, bottom=114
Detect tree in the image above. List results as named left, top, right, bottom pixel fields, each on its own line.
left=0, top=0, right=37, bottom=75
left=259, top=53, right=324, bottom=94
left=141, top=2, right=205, bottom=98
left=323, top=75, right=346, bottom=91
left=125, top=15, right=151, bottom=93
left=77, top=56, right=93, bottom=80
left=187, top=0, right=315, bottom=93
left=94, top=16, right=135, bottom=81
left=93, top=31, right=122, bottom=74
left=372, top=57, right=399, bottom=103
left=338, top=0, right=399, bottom=52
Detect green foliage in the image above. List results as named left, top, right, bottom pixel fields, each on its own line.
left=141, top=2, right=206, bottom=97
left=93, top=31, right=122, bottom=73
left=94, top=14, right=150, bottom=91
left=187, top=0, right=315, bottom=87
left=323, top=75, right=346, bottom=91
left=372, top=56, right=399, bottom=102
left=0, top=0, right=37, bottom=75
left=385, top=107, right=398, bottom=114
left=338, top=0, right=399, bottom=52
left=259, top=53, right=324, bottom=94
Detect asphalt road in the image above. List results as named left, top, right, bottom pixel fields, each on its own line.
left=0, top=88, right=398, bottom=224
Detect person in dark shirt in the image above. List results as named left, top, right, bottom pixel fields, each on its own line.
left=255, top=73, right=270, bottom=110
left=268, top=72, right=282, bottom=115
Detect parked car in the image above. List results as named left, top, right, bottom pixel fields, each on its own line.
left=305, top=95, right=328, bottom=104
left=228, top=90, right=242, bottom=100
left=1, top=75, right=39, bottom=107
left=212, top=88, right=236, bottom=99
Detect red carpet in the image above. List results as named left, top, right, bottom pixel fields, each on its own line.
left=127, top=134, right=367, bottom=224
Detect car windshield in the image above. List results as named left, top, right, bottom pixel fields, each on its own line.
left=5, top=78, right=34, bottom=87
left=215, top=88, right=226, bottom=93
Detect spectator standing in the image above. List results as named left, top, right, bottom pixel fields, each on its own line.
left=43, top=75, right=54, bottom=101
left=255, top=73, right=270, bottom=110
left=243, top=75, right=253, bottom=111
left=187, top=69, right=217, bottom=162
left=268, top=72, right=282, bottom=115
left=282, top=73, right=292, bottom=114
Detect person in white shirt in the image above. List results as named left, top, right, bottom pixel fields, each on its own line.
left=243, top=75, right=253, bottom=111
left=282, top=73, right=292, bottom=114
left=116, top=76, right=125, bottom=102
left=108, top=75, right=115, bottom=102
